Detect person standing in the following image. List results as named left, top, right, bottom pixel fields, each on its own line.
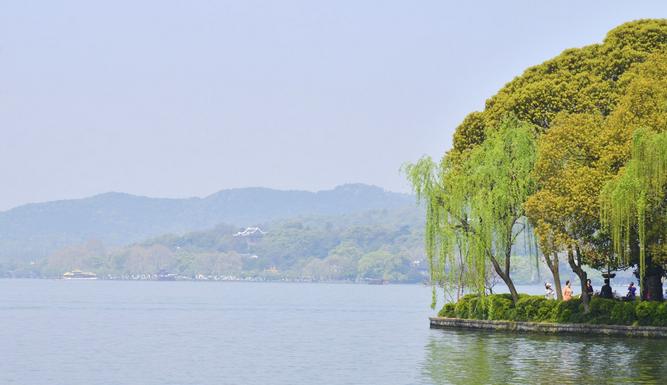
left=600, top=278, right=613, bottom=299
left=626, top=282, right=637, bottom=300
left=563, top=280, right=573, bottom=301
left=545, top=282, right=555, bottom=300
left=585, top=279, right=594, bottom=298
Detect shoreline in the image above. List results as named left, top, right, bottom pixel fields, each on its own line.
left=0, top=277, right=427, bottom=285
left=430, top=317, right=667, bottom=338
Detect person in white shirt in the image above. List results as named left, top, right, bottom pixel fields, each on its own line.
left=545, top=282, right=555, bottom=300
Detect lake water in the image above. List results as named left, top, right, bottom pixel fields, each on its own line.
left=2, top=280, right=665, bottom=384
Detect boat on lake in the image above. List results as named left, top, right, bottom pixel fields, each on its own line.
left=63, top=270, right=97, bottom=280
left=157, top=269, right=177, bottom=281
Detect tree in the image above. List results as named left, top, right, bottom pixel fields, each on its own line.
left=601, top=129, right=667, bottom=300
left=596, top=49, right=667, bottom=300
left=444, top=20, right=667, bottom=311
left=357, top=249, right=408, bottom=281
left=406, top=116, right=537, bottom=305
left=525, top=113, right=612, bottom=310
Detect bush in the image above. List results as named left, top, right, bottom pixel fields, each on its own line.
left=486, top=295, right=514, bottom=320
left=454, top=300, right=468, bottom=319
left=439, top=303, right=456, bottom=318
left=588, top=297, right=616, bottom=324
left=438, top=294, right=667, bottom=326
left=635, top=301, right=664, bottom=326
left=515, top=296, right=549, bottom=321
left=655, top=303, right=667, bottom=327
left=610, top=301, right=638, bottom=325
left=467, top=296, right=487, bottom=319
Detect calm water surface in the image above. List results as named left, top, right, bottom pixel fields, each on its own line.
left=2, top=280, right=665, bottom=384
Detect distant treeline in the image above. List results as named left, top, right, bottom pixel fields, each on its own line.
left=5, top=208, right=431, bottom=283
left=2, top=205, right=570, bottom=284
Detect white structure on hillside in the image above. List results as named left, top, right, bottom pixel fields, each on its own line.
left=233, top=226, right=266, bottom=237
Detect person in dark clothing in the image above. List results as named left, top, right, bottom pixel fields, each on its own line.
left=600, top=278, right=613, bottom=299
left=626, top=282, right=637, bottom=300
left=585, top=279, right=594, bottom=298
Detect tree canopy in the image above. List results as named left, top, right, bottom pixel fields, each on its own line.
left=410, top=19, right=667, bottom=304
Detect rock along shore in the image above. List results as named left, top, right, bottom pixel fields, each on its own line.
left=429, top=317, right=667, bottom=338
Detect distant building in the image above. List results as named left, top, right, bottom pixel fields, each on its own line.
left=233, top=227, right=266, bottom=237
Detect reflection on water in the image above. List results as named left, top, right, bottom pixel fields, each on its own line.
left=422, top=329, right=667, bottom=385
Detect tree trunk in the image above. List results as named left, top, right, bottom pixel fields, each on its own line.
left=568, top=245, right=589, bottom=312
left=489, top=254, right=519, bottom=304
left=640, top=264, right=664, bottom=301
left=544, top=252, right=563, bottom=300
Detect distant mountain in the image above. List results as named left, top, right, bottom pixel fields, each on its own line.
left=0, top=184, right=415, bottom=260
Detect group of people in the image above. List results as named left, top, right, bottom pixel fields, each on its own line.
left=544, top=279, right=637, bottom=301
left=543, top=281, right=575, bottom=300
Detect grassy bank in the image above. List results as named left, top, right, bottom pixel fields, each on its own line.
left=439, top=294, right=667, bottom=327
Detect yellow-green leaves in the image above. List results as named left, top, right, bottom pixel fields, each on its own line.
left=406, top=116, right=537, bottom=306
left=453, top=112, right=486, bottom=153
left=524, top=112, right=610, bottom=259
left=414, top=20, right=667, bottom=304
left=452, top=19, right=667, bottom=159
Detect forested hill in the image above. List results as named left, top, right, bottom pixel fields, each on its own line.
left=34, top=206, right=428, bottom=282
left=0, top=184, right=414, bottom=260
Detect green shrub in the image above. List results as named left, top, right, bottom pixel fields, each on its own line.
left=439, top=303, right=456, bottom=318
left=535, top=299, right=558, bottom=322
left=515, top=296, right=549, bottom=321
left=654, top=303, right=667, bottom=327
left=551, top=298, right=582, bottom=323
left=486, top=295, right=513, bottom=320
left=635, top=301, right=663, bottom=326
left=588, top=297, right=616, bottom=324
left=438, top=293, right=667, bottom=326
left=454, top=300, right=469, bottom=319
left=611, top=301, right=637, bottom=325
left=467, top=296, right=487, bottom=319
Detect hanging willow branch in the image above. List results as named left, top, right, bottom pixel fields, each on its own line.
left=404, top=115, right=537, bottom=307
left=600, top=128, right=667, bottom=289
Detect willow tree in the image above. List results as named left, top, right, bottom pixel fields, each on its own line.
left=601, top=129, right=667, bottom=300
left=406, top=116, right=537, bottom=305
left=411, top=20, right=667, bottom=309
left=596, top=49, right=667, bottom=300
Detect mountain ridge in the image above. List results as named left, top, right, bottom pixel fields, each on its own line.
left=0, top=184, right=415, bottom=260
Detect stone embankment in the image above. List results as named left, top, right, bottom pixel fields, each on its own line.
left=430, top=317, right=667, bottom=338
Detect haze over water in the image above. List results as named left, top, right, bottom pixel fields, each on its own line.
left=3, top=280, right=665, bottom=385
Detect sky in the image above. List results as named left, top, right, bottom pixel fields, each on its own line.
left=1, top=0, right=667, bottom=211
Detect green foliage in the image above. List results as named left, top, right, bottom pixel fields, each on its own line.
left=452, top=112, right=486, bottom=153
left=357, top=249, right=411, bottom=281
left=601, top=129, right=667, bottom=281
left=454, top=19, right=667, bottom=139
left=406, top=116, right=537, bottom=305
left=610, top=302, right=639, bottom=326
left=514, top=296, right=550, bottom=321
left=486, top=294, right=514, bottom=321
left=440, top=295, right=667, bottom=326
left=31, top=207, right=428, bottom=282
left=414, top=21, right=667, bottom=306
left=437, top=20, right=667, bottom=284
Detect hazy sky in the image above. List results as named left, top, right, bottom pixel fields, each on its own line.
left=2, top=1, right=666, bottom=210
